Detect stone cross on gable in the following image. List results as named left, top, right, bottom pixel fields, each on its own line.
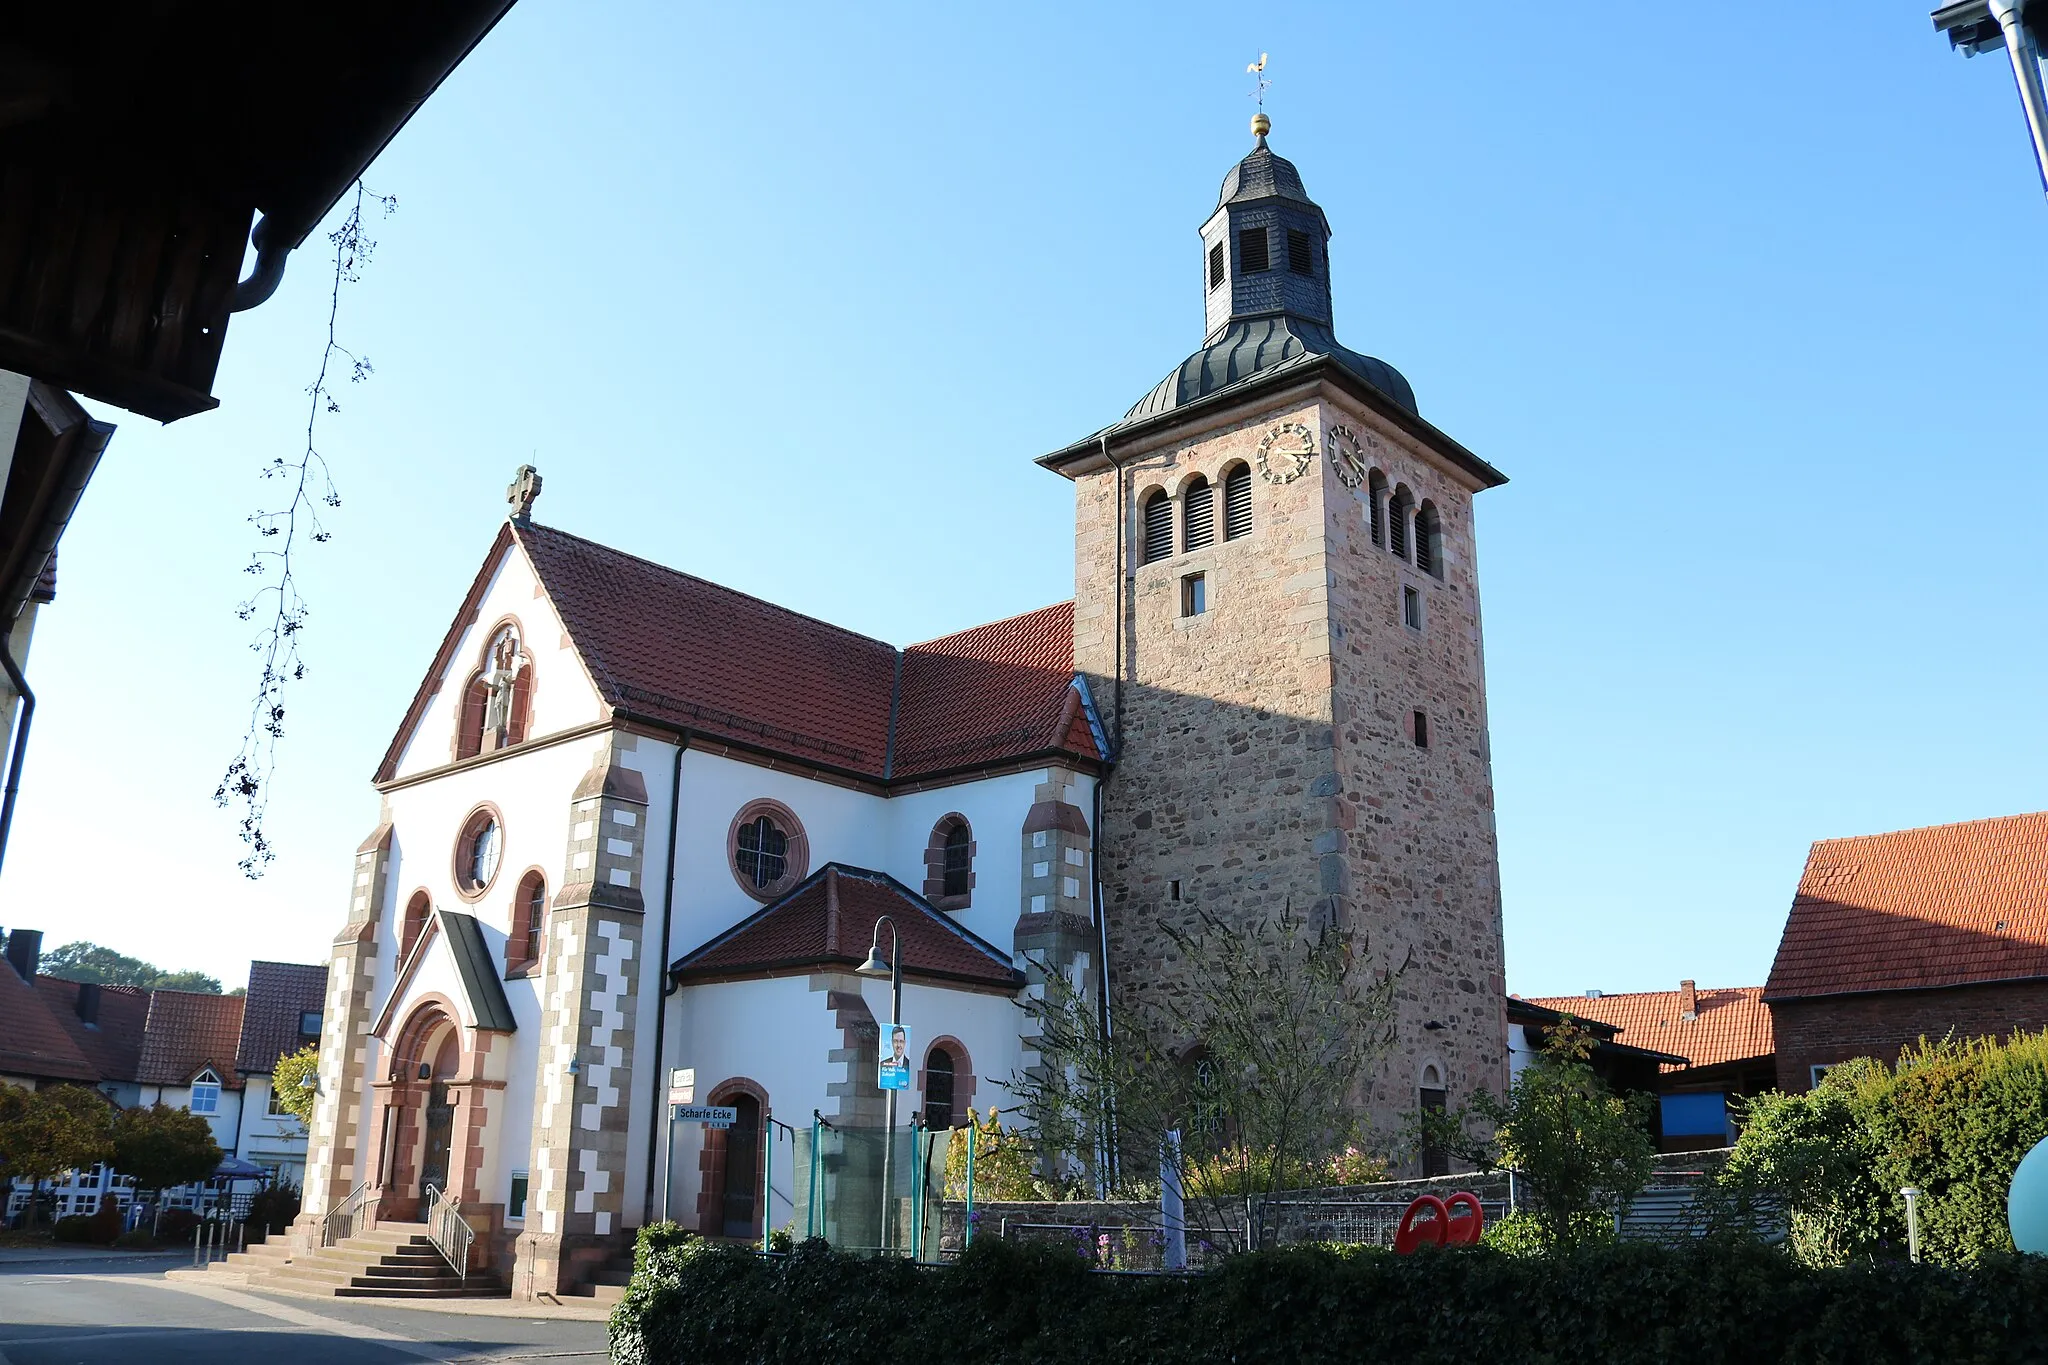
left=507, top=464, right=543, bottom=524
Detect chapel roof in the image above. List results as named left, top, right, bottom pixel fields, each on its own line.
left=1764, top=811, right=2048, bottom=1002
left=136, top=989, right=247, bottom=1088
left=1524, top=986, right=1774, bottom=1073
left=671, top=864, right=1024, bottom=993
left=376, top=522, right=1103, bottom=787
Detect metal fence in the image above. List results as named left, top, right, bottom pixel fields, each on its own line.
left=789, top=1119, right=947, bottom=1259
left=1262, top=1198, right=1512, bottom=1249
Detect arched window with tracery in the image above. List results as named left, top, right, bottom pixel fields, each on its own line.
left=1415, top=501, right=1443, bottom=579
left=1222, top=462, right=1253, bottom=540
left=1366, top=469, right=1389, bottom=549
left=728, top=799, right=808, bottom=901
left=454, top=806, right=504, bottom=901
left=1140, top=489, right=1173, bottom=564
left=507, top=870, right=547, bottom=977
left=925, top=814, right=974, bottom=910
left=1389, top=484, right=1415, bottom=561
left=400, top=890, right=431, bottom=961
left=1182, top=475, right=1214, bottom=551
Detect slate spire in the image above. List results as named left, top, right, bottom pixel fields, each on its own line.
left=1201, top=116, right=1335, bottom=344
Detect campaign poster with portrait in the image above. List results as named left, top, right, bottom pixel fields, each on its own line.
left=878, top=1022, right=911, bottom=1091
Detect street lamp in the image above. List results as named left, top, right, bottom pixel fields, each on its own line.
left=857, top=916, right=902, bottom=1253
left=1933, top=1, right=2048, bottom=200
left=1902, top=1185, right=1924, bottom=1262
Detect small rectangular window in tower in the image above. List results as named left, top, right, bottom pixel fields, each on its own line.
left=1287, top=229, right=1313, bottom=275
left=1238, top=226, right=1269, bottom=273
left=1181, top=572, right=1207, bottom=618
left=1169, top=879, right=1182, bottom=902
left=1208, top=241, right=1226, bottom=290
left=1412, top=709, right=1430, bottom=749
left=1402, top=585, right=1423, bottom=632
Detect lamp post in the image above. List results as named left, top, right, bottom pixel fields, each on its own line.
left=857, top=915, right=902, bottom=1253
left=1933, top=1, right=2048, bottom=200
left=1902, top=1185, right=1924, bottom=1263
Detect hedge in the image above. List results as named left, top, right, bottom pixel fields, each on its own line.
left=609, top=1228, right=2048, bottom=1365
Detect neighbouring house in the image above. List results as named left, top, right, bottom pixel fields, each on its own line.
left=1764, top=811, right=2048, bottom=1092
left=0, top=928, right=324, bottom=1207
left=1524, top=984, right=1776, bottom=1151
left=1501, top=997, right=1686, bottom=1156
left=300, top=119, right=1514, bottom=1298
left=231, top=962, right=328, bottom=1187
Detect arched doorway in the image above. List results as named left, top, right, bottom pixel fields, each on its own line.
left=720, top=1094, right=761, bottom=1238
left=377, top=999, right=471, bottom=1217
left=419, top=1032, right=460, bottom=1200
left=922, top=1046, right=955, bottom=1130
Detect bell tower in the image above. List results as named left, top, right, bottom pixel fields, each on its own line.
left=1038, top=118, right=1511, bottom=1156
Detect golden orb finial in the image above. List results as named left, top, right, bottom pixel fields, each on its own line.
left=1251, top=111, right=1271, bottom=141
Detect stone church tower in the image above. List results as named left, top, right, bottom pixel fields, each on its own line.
left=1038, top=118, right=1510, bottom=1153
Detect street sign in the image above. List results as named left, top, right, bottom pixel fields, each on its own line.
left=668, top=1067, right=695, bottom=1106
left=670, top=1103, right=736, bottom=1129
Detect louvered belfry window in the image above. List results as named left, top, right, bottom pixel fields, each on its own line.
left=1390, top=487, right=1413, bottom=559
left=1183, top=477, right=1215, bottom=550
left=1367, top=470, right=1388, bottom=548
left=1141, top=490, right=1173, bottom=564
left=1416, top=502, right=1442, bottom=578
left=1238, top=226, right=1269, bottom=273
left=1287, top=229, right=1313, bottom=275
left=1223, top=464, right=1252, bottom=540
left=1208, top=241, right=1226, bottom=290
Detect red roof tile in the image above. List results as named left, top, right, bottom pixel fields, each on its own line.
left=673, top=864, right=1022, bottom=992
left=234, top=961, right=327, bottom=1075
left=0, top=965, right=99, bottom=1083
left=377, top=523, right=1101, bottom=786
left=1526, top=986, right=1773, bottom=1072
left=893, top=603, right=1096, bottom=779
left=137, top=990, right=247, bottom=1088
left=1765, top=811, right=2048, bottom=1001
left=34, top=977, right=149, bottom=1082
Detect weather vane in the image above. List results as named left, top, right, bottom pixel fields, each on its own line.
left=1246, top=52, right=1270, bottom=110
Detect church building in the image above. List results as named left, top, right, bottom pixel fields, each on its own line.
left=295, top=118, right=1510, bottom=1297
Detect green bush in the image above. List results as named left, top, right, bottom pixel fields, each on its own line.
left=51, top=1216, right=94, bottom=1243
left=242, top=1183, right=301, bottom=1237
left=608, top=1230, right=2048, bottom=1365
left=114, top=1228, right=154, bottom=1248
left=1717, top=1031, right=2048, bottom=1267
left=156, top=1208, right=199, bottom=1244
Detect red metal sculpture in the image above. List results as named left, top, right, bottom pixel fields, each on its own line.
left=1392, top=1191, right=1486, bottom=1254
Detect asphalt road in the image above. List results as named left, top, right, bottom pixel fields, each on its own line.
left=0, top=1251, right=611, bottom=1365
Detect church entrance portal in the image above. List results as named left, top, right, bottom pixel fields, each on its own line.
left=421, top=1080, right=455, bottom=1197
left=721, top=1095, right=761, bottom=1237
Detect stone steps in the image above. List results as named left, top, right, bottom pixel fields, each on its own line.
left=188, top=1224, right=506, bottom=1300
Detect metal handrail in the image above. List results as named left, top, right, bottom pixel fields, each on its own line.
left=423, top=1183, right=473, bottom=1281
left=322, top=1183, right=368, bottom=1248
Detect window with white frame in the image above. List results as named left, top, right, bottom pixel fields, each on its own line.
left=189, top=1070, right=221, bottom=1115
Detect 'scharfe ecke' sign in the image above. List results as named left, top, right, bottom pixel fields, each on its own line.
left=670, top=1104, right=738, bottom=1127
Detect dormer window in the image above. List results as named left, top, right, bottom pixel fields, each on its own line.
left=1208, top=242, right=1226, bottom=291
left=1287, top=229, right=1313, bottom=275
left=190, top=1069, right=221, bottom=1115
left=1238, top=226, right=1269, bottom=273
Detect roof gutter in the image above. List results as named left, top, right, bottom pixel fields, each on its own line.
left=643, top=736, right=685, bottom=1225
left=0, top=638, right=32, bottom=884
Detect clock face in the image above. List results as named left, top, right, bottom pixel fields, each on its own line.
left=1256, top=422, right=1317, bottom=485
left=1327, top=424, right=1367, bottom=487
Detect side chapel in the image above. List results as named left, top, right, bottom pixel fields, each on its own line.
left=295, top=119, right=1510, bottom=1295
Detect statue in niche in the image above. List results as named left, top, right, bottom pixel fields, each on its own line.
left=482, top=631, right=524, bottom=749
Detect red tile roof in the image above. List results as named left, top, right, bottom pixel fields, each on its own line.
left=234, top=961, right=327, bottom=1075
left=377, top=523, right=1100, bottom=785
left=672, top=864, right=1023, bottom=992
left=1525, top=987, right=1774, bottom=1072
left=1765, top=811, right=2048, bottom=1001
left=35, top=977, right=149, bottom=1082
left=137, top=990, right=247, bottom=1088
left=0, top=964, right=99, bottom=1083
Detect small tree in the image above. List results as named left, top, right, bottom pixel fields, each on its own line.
left=112, top=1103, right=222, bottom=1204
left=270, top=1045, right=319, bottom=1127
left=0, top=1086, right=114, bottom=1223
left=1418, top=1017, right=1656, bottom=1253
left=1707, top=1062, right=1888, bottom=1265
left=1007, top=904, right=1399, bottom=1250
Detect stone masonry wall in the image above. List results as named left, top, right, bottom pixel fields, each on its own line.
left=1770, top=982, right=2048, bottom=1093
left=1072, top=386, right=1506, bottom=1164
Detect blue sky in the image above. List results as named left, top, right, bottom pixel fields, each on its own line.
left=10, top=3, right=2046, bottom=996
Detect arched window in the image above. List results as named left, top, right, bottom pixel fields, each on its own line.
left=507, top=870, right=546, bottom=976
left=400, top=890, right=431, bottom=961
left=923, top=1046, right=956, bottom=1130
left=1415, top=501, right=1443, bottom=579
left=1189, top=1052, right=1223, bottom=1135
left=457, top=674, right=490, bottom=761
left=943, top=823, right=971, bottom=897
left=1366, top=469, right=1389, bottom=549
left=1182, top=476, right=1214, bottom=551
left=1389, top=485, right=1415, bottom=561
left=924, top=815, right=974, bottom=909
left=728, top=799, right=807, bottom=900
left=454, top=807, right=504, bottom=899
left=1419, top=1064, right=1449, bottom=1177
left=718, top=1091, right=762, bottom=1237
left=457, top=624, right=532, bottom=760
left=1222, top=463, right=1253, bottom=540
left=1141, top=489, right=1173, bottom=564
